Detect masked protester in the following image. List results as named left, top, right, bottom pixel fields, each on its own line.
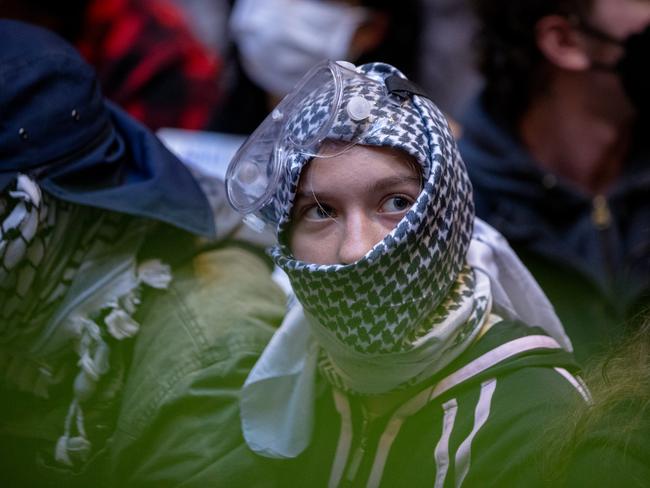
left=460, top=0, right=650, bottom=363
left=211, top=0, right=421, bottom=135
left=226, top=60, right=587, bottom=487
left=0, top=20, right=285, bottom=487
left=230, top=0, right=370, bottom=97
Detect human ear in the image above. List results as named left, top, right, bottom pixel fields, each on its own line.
left=535, top=15, right=591, bottom=71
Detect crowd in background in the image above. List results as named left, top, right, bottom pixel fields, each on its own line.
left=0, top=0, right=649, bottom=486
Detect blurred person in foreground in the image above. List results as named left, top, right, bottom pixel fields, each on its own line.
left=459, top=0, right=650, bottom=362
left=0, top=20, right=285, bottom=487
left=542, top=312, right=650, bottom=487
left=210, top=0, right=422, bottom=135
left=0, top=0, right=222, bottom=131
left=225, top=59, right=585, bottom=486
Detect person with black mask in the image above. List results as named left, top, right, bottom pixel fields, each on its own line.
left=458, top=0, right=650, bottom=363
left=574, top=18, right=650, bottom=114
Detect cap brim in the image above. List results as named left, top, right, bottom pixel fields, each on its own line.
left=39, top=102, right=216, bottom=237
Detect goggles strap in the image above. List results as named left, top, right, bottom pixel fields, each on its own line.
left=385, top=75, right=431, bottom=101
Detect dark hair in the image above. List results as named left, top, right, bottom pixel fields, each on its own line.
left=471, top=0, right=593, bottom=126
left=356, top=0, right=422, bottom=81
left=0, top=0, right=91, bottom=42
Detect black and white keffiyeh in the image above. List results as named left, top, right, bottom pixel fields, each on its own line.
left=269, top=62, right=487, bottom=380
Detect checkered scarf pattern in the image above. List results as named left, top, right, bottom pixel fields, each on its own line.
left=0, top=175, right=172, bottom=467
left=0, top=176, right=104, bottom=352
left=269, top=63, right=479, bottom=357
left=316, top=265, right=490, bottom=394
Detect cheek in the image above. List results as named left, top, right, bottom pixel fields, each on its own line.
left=290, top=226, right=321, bottom=262
left=379, top=212, right=408, bottom=231
left=289, top=225, right=338, bottom=264
left=289, top=229, right=308, bottom=260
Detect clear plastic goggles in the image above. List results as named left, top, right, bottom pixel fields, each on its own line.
left=225, top=60, right=401, bottom=226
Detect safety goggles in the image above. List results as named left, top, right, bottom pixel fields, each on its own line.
left=225, top=60, right=409, bottom=228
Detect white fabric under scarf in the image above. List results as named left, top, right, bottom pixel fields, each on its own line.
left=240, top=219, right=573, bottom=459
left=230, top=0, right=368, bottom=96
left=314, top=264, right=491, bottom=394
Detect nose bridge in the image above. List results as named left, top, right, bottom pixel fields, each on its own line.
left=337, top=209, right=382, bottom=265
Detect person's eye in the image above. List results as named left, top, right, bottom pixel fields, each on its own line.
left=380, top=195, right=414, bottom=213
left=303, top=203, right=336, bottom=220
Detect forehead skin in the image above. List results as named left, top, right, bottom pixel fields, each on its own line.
left=295, top=144, right=419, bottom=200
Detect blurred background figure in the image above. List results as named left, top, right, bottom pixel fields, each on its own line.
left=542, top=312, right=650, bottom=487
left=418, top=0, right=482, bottom=121
left=459, top=0, right=650, bottom=362
left=169, top=0, right=231, bottom=56
left=210, top=0, right=422, bottom=135
left=0, top=0, right=223, bottom=131
left=169, top=0, right=482, bottom=134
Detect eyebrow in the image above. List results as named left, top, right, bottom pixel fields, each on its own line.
left=295, top=175, right=421, bottom=201
left=367, top=175, right=421, bottom=194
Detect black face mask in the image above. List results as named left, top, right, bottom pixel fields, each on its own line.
left=577, top=21, right=650, bottom=113
left=617, top=25, right=650, bottom=114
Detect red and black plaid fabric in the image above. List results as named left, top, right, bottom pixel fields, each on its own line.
left=77, top=0, right=222, bottom=130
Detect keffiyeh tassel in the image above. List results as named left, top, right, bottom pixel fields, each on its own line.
left=54, top=260, right=172, bottom=466
left=0, top=173, right=175, bottom=468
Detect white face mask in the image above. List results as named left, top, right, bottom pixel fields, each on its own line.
left=230, top=0, right=369, bottom=96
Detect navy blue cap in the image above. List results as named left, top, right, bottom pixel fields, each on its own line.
left=0, top=20, right=215, bottom=237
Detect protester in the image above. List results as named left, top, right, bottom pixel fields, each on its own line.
left=226, top=60, right=587, bottom=487
left=210, top=0, right=421, bottom=135
left=0, top=0, right=222, bottom=131
left=0, top=20, right=285, bottom=487
left=460, top=0, right=650, bottom=361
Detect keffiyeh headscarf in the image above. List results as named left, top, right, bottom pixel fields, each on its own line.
left=269, top=63, right=488, bottom=392
left=0, top=174, right=172, bottom=467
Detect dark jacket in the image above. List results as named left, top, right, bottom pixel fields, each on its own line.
left=279, top=321, right=586, bottom=487
left=458, top=96, right=650, bottom=362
